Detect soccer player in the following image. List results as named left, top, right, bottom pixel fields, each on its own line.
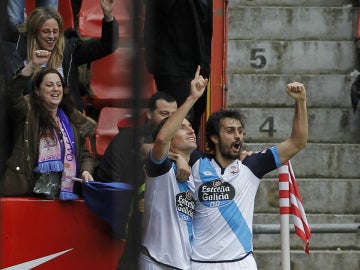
left=139, top=66, right=207, bottom=270
left=191, top=82, right=308, bottom=270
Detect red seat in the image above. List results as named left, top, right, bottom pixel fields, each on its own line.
left=95, top=107, right=132, bottom=158
left=89, top=47, right=156, bottom=110
left=95, top=107, right=147, bottom=158
left=25, top=0, right=74, bottom=29
left=78, top=0, right=144, bottom=40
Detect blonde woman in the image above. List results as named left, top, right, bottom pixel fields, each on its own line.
left=3, top=0, right=119, bottom=111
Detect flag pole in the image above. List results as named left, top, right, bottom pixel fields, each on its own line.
left=279, top=164, right=291, bottom=270
left=280, top=213, right=291, bottom=270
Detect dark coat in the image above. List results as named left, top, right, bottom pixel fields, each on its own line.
left=144, top=0, right=212, bottom=78
left=95, top=126, right=152, bottom=188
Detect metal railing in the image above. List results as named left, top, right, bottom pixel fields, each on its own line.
left=253, top=223, right=360, bottom=234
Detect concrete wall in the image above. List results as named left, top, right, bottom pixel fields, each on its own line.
left=226, top=1, right=360, bottom=268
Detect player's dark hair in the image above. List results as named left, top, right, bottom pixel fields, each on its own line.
left=206, top=110, right=245, bottom=152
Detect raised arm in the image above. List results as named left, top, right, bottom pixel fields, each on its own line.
left=74, top=0, right=119, bottom=65
left=151, top=66, right=208, bottom=161
left=277, top=82, right=308, bottom=164
left=101, top=0, right=115, bottom=22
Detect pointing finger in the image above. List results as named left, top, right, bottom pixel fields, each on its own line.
left=195, top=65, right=201, bottom=78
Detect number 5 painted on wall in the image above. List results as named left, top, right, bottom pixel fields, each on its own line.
left=250, top=48, right=267, bottom=69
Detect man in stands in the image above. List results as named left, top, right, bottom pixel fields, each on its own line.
left=95, top=91, right=178, bottom=185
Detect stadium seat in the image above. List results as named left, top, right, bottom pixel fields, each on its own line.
left=95, top=107, right=132, bottom=158
left=95, top=107, right=147, bottom=158
left=78, top=0, right=144, bottom=40
left=25, top=0, right=74, bottom=29
left=88, top=47, right=156, bottom=110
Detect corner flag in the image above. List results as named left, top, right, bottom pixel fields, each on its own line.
left=279, top=161, right=311, bottom=253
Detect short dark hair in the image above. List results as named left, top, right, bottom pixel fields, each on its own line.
left=206, top=110, right=245, bottom=152
left=147, top=91, right=176, bottom=112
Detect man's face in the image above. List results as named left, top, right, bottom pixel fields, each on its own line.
left=171, top=118, right=197, bottom=153
left=148, top=99, right=177, bottom=126
left=215, top=117, right=244, bottom=160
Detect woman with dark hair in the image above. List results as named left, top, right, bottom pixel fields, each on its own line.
left=2, top=0, right=119, bottom=111
left=0, top=50, right=96, bottom=200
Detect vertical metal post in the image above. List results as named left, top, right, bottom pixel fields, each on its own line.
left=279, top=165, right=291, bottom=270
left=280, top=214, right=291, bottom=270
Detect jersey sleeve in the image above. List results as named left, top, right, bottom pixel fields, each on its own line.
left=242, top=147, right=279, bottom=179
left=144, top=150, right=173, bottom=178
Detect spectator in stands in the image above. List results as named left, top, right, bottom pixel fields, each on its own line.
left=144, top=0, right=212, bottom=136
left=7, top=0, right=58, bottom=28
left=190, top=82, right=308, bottom=270
left=139, top=66, right=207, bottom=270
left=2, top=0, right=119, bottom=111
left=0, top=52, right=96, bottom=200
left=95, top=92, right=179, bottom=185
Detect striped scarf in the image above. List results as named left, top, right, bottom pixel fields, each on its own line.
left=35, top=108, right=78, bottom=200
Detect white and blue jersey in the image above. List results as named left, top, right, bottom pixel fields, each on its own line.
left=142, top=152, right=195, bottom=270
left=191, top=146, right=281, bottom=263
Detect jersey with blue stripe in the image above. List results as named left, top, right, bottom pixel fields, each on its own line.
left=142, top=153, right=195, bottom=270
left=191, top=147, right=280, bottom=262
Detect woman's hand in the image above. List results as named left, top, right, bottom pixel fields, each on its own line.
left=32, top=50, right=51, bottom=66
left=21, top=50, right=51, bottom=76
left=101, top=0, right=114, bottom=22
left=81, top=170, right=94, bottom=182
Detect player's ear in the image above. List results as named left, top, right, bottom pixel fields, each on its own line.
left=210, top=135, right=219, bottom=144
left=146, top=109, right=151, bottom=121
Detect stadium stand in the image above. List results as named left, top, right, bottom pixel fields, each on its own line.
left=78, top=0, right=145, bottom=41
left=88, top=47, right=156, bottom=110
left=25, top=0, right=74, bottom=29
left=95, top=107, right=147, bottom=158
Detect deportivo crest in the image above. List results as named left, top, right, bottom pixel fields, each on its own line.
left=198, top=179, right=235, bottom=208
left=176, top=190, right=195, bottom=222
left=229, top=164, right=239, bottom=175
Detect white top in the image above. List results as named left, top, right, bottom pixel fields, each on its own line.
left=191, top=147, right=280, bottom=262
left=142, top=154, right=195, bottom=270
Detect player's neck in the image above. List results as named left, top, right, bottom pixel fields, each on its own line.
left=215, top=153, right=236, bottom=169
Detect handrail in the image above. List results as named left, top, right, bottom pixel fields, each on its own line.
left=253, top=224, right=360, bottom=234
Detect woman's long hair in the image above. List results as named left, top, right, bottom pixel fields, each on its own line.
left=31, top=68, right=75, bottom=138
left=26, top=7, right=65, bottom=72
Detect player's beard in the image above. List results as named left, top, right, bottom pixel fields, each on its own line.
left=218, top=137, right=242, bottom=161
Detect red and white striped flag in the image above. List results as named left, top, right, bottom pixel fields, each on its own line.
left=278, top=161, right=311, bottom=253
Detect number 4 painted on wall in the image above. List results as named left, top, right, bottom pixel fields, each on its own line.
left=259, top=116, right=277, bottom=137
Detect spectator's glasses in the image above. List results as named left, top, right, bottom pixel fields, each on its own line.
left=38, top=28, right=61, bottom=35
